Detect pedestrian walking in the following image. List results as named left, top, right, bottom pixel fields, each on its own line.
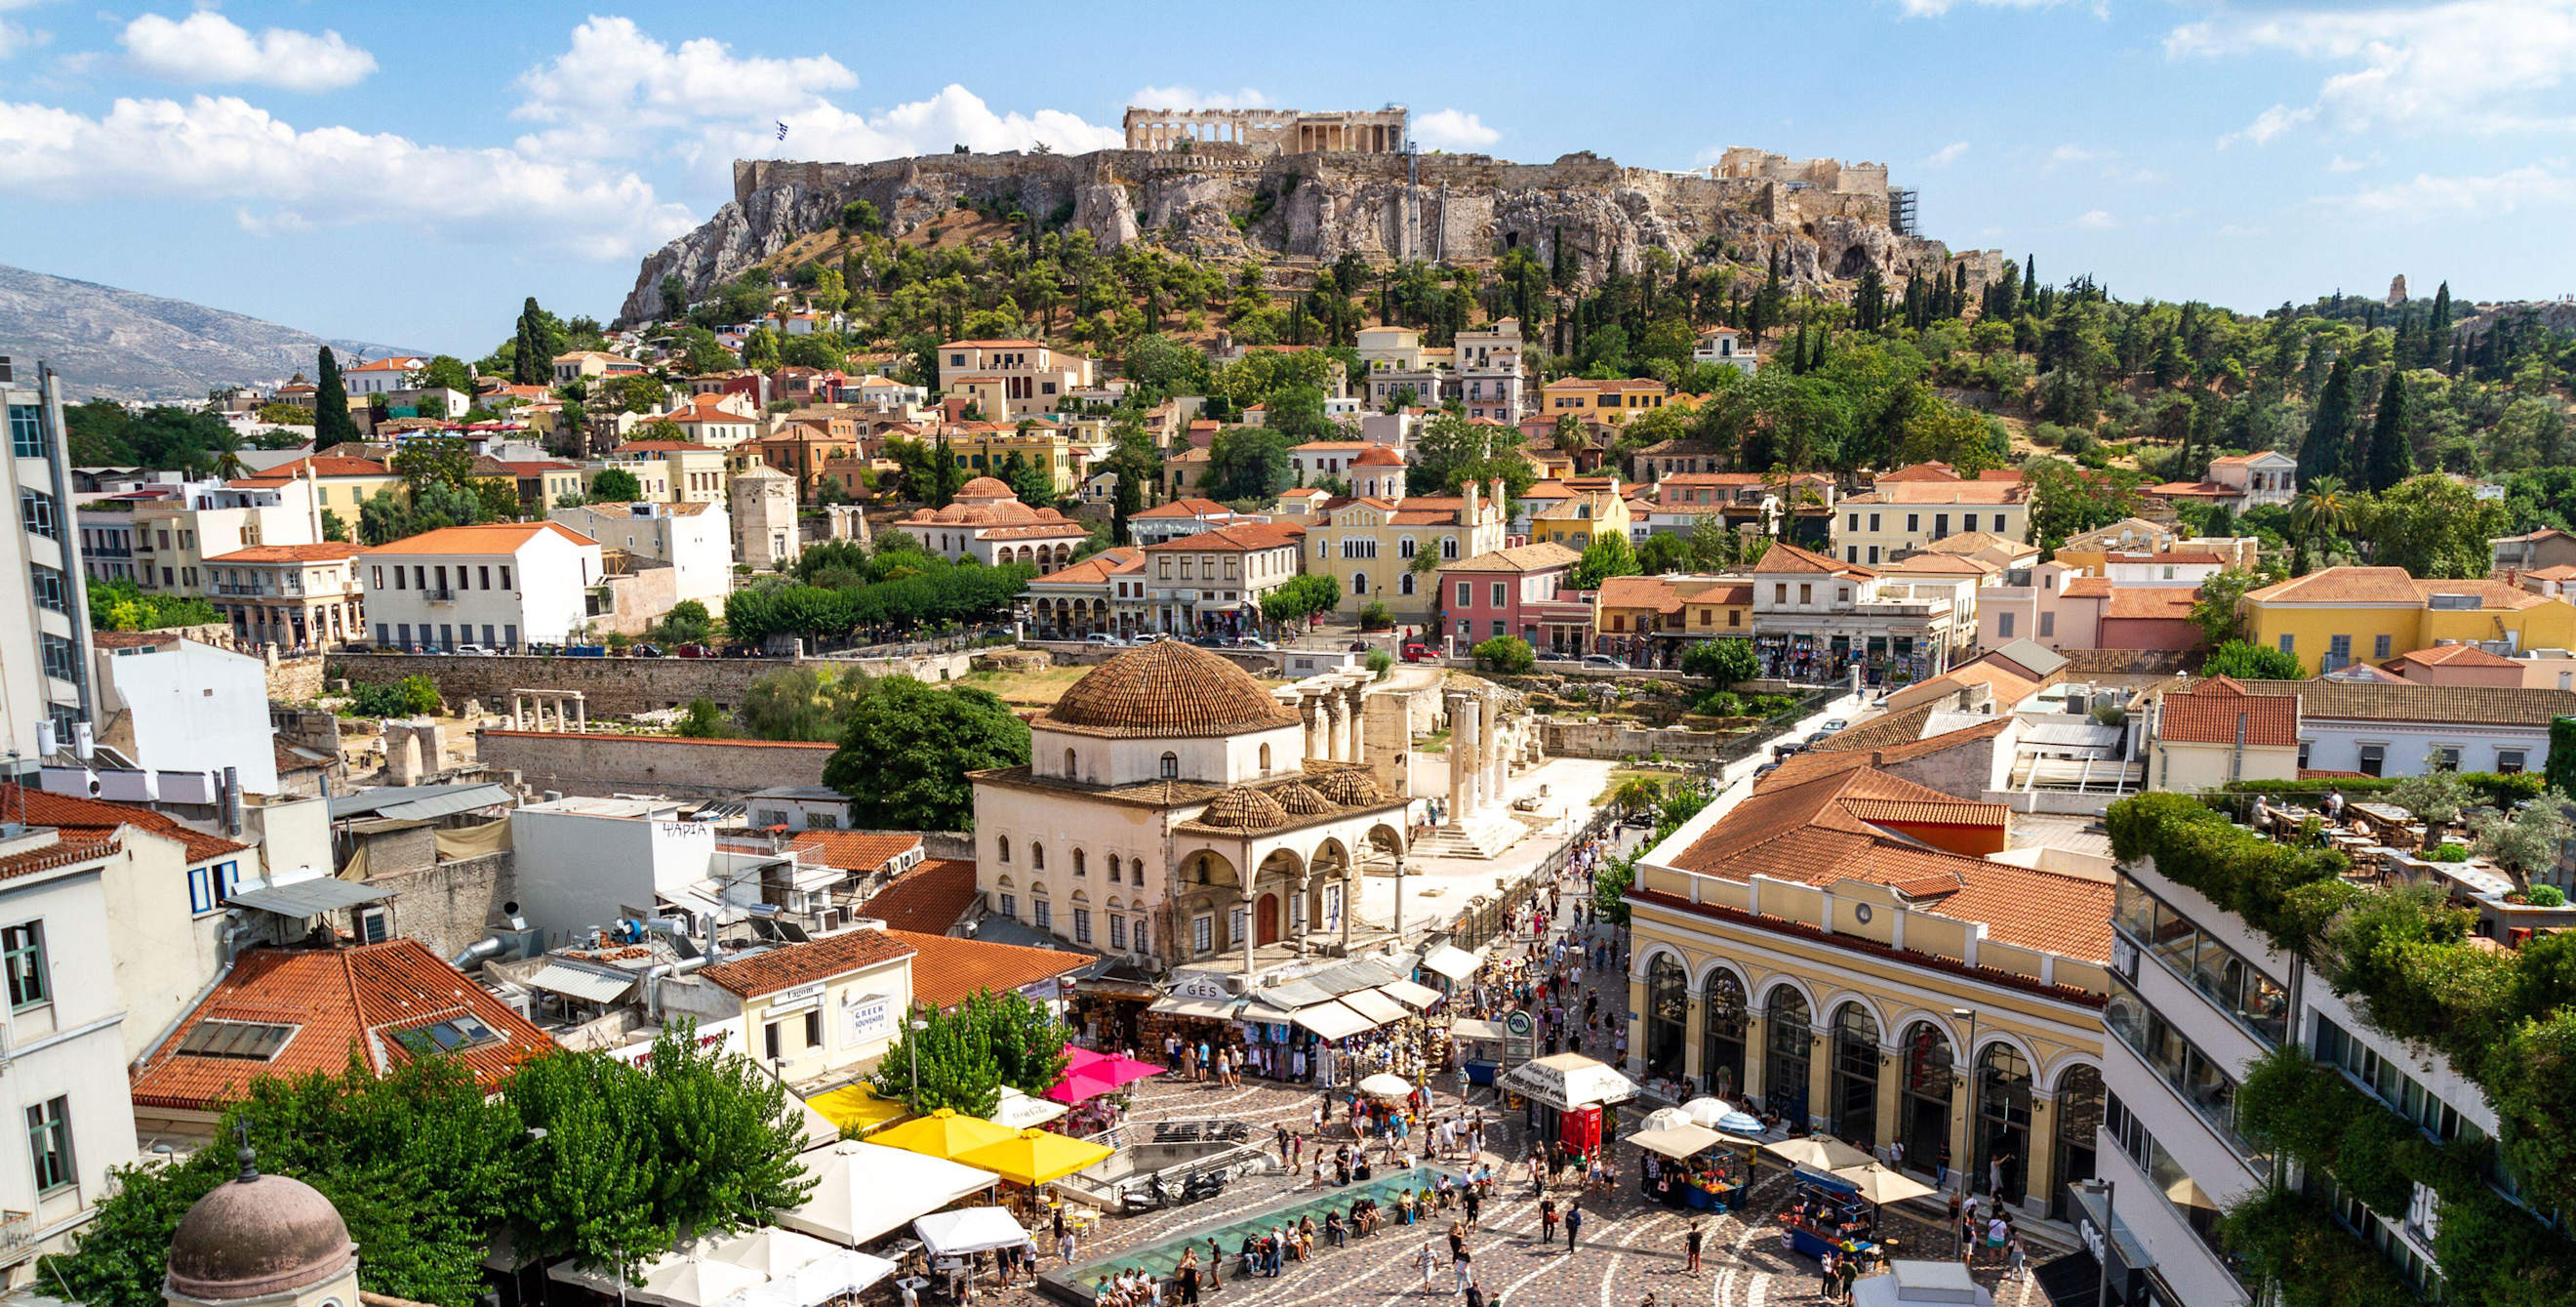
left=1684, top=1218, right=1704, bottom=1275
left=1454, top=1247, right=1473, bottom=1293
left=2007, top=1232, right=2028, bottom=1280
left=1563, top=1202, right=1583, bottom=1252
left=1421, top=1241, right=1439, bottom=1287
left=1819, top=1249, right=1838, bottom=1303
left=1539, top=1197, right=1557, bottom=1245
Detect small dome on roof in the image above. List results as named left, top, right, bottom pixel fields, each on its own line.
left=1353, top=445, right=1405, bottom=467
left=1200, top=787, right=1289, bottom=829
left=1272, top=782, right=1335, bottom=815
left=166, top=1166, right=355, bottom=1302
left=955, top=475, right=1016, bottom=501
left=1041, top=641, right=1303, bottom=739
left=1314, top=768, right=1382, bottom=806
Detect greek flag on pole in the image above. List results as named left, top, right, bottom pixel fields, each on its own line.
left=776, top=121, right=789, bottom=141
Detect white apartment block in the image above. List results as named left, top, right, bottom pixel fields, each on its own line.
left=2, top=358, right=95, bottom=755
left=131, top=477, right=322, bottom=597
left=361, top=521, right=602, bottom=652
left=937, top=340, right=1094, bottom=418
left=546, top=500, right=734, bottom=606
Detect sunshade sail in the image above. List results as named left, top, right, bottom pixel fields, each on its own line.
left=952, top=1127, right=1114, bottom=1186
left=1422, top=944, right=1481, bottom=980
left=1830, top=1163, right=1939, bottom=1207
left=872, top=1108, right=1017, bottom=1160
left=913, top=1206, right=1032, bottom=1257
left=1630, top=1123, right=1727, bottom=1158
left=1380, top=979, right=1446, bottom=1010
left=1289, top=1001, right=1371, bottom=1041
left=1762, top=1135, right=1876, bottom=1171
left=1338, top=988, right=1411, bottom=1026
left=806, top=1083, right=906, bottom=1136
left=1498, top=1052, right=1637, bottom=1110
left=776, top=1141, right=997, bottom=1246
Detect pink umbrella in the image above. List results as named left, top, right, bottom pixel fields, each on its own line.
left=1045, top=1067, right=1122, bottom=1104
left=1090, top=1053, right=1166, bottom=1088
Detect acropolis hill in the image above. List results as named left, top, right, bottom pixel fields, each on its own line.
left=620, top=114, right=1999, bottom=324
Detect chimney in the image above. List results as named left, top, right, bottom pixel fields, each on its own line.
left=221, top=766, right=245, bottom=836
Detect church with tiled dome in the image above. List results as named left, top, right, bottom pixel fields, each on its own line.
left=970, top=640, right=1409, bottom=977
left=893, top=475, right=1092, bottom=572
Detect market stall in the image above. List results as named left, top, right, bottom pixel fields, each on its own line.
left=1450, top=1018, right=1508, bottom=1086
left=1775, top=1165, right=1884, bottom=1264
left=1500, top=1051, right=1637, bottom=1152
left=1630, top=1123, right=1755, bottom=1211
left=912, top=1207, right=1035, bottom=1293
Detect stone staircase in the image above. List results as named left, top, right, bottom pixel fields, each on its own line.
left=1408, top=810, right=1538, bottom=859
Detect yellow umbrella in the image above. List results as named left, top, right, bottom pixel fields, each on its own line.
left=806, top=1084, right=907, bottom=1137
left=871, top=1108, right=1017, bottom=1161
left=952, top=1127, right=1115, bottom=1187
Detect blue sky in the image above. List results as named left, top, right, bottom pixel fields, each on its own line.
left=1, top=0, right=2570, bottom=354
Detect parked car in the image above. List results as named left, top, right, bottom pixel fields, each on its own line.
left=1820, top=718, right=1849, bottom=734
left=1402, top=642, right=1438, bottom=663
left=1581, top=654, right=1626, bottom=671
left=674, top=643, right=715, bottom=658
left=1135, top=632, right=1170, bottom=643
left=1536, top=651, right=1576, bottom=665
left=632, top=643, right=664, bottom=658
left=1231, top=635, right=1277, bottom=650
left=454, top=643, right=493, bottom=656
left=1772, top=741, right=1806, bottom=760
left=1084, top=633, right=1128, bottom=649
left=1752, top=761, right=1782, bottom=781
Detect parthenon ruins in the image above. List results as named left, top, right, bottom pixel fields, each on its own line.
left=1122, top=104, right=1411, bottom=155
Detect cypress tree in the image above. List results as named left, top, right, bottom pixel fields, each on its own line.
left=2299, top=354, right=2355, bottom=486
left=2365, top=369, right=2413, bottom=492
left=2430, top=280, right=2452, bottom=333
left=313, top=347, right=358, bottom=447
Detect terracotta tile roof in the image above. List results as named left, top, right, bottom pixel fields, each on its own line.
left=2410, top=578, right=2548, bottom=610
left=363, top=522, right=595, bottom=555
left=2244, top=566, right=2421, bottom=604
left=2148, top=480, right=2234, bottom=499
left=2234, top=678, right=2576, bottom=726
left=1289, top=441, right=1374, bottom=452
left=1874, top=464, right=1961, bottom=483
left=700, top=929, right=918, bottom=1000
left=1747, top=542, right=1851, bottom=576
left=2392, top=643, right=2521, bottom=668
left=1920, top=863, right=2114, bottom=959
left=1352, top=446, right=1405, bottom=467
left=885, top=929, right=1085, bottom=1011
left=253, top=456, right=391, bottom=478
left=1811, top=704, right=1939, bottom=754
left=2207, top=453, right=2292, bottom=467
left=1444, top=542, right=1583, bottom=574
left=2103, top=587, right=2198, bottom=620
left=1594, top=575, right=1683, bottom=613
left=0, top=784, right=248, bottom=863
left=0, top=836, right=120, bottom=882
left=859, top=859, right=982, bottom=934
left=1842, top=481, right=2027, bottom=506
left=2525, top=564, right=2576, bottom=581
left=1037, top=640, right=1302, bottom=739
left=1884, top=552, right=1994, bottom=576
left=941, top=339, right=1045, bottom=348
left=1133, top=498, right=1236, bottom=518
left=204, top=543, right=366, bottom=564
left=1026, top=549, right=1140, bottom=588
left=2061, top=576, right=2115, bottom=598
left=1139, top=523, right=1304, bottom=552
left=129, top=941, right=557, bottom=1111
left=2157, top=677, right=2301, bottom=746
left=786, top=832, right=921, bottom=874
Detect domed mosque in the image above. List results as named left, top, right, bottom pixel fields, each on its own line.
left=970, top=639, right=1408, bottom=977
left=163, top=1137, right=359, bottom=1307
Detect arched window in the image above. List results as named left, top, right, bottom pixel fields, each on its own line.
left=997, top=836, right=1011, bottom=864
left=1644, top=954, right=1688, bottom=1082
left=1975, top=1043, right=2034, bottom=1205
left=2052, top=1064, right=2106, bottom=1221
left=1765, top=987, right=1812, bottom=1124
left=1831, top=1003, right=1881, bottom=1147
left=1701, top=971, right=1747, bottom=1098
left=1399, top=572, right=1416, bottom=595
left=1073, top=848, right=1086, bottom=877
left=1065, top=747, right=1078, bottom=777
left=1107, top=855, right=1121, bottom=884
left=1159, top=752, right=1179, bottom=779
left=1898, top=1021, right=1955, bottom=1171
left=1259, top=744, right=1272, bottom=771
left=1352, top=573, right=1369, bottom=594
left=1031, top=842, right=1045, bottom=871
left=1441, top=537, right=1459, bottom=559
left=1399, top=537, right=1417, bottom=558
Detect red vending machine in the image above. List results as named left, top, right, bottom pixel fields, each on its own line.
left=1559, top=1103, right=1602, bottom=1152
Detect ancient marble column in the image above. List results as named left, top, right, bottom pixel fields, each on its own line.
left=1327, top=695, right=1349, bottom=763
left=1344, top=683, right=1367, bottom=762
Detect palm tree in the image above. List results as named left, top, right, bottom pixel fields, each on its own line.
left=209, top=431, right=248, bottom=480
left=2288, top=475, right=2353, bottom=576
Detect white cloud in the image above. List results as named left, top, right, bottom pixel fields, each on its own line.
left=121, top=11, right=376, bottom=93
left=514, top=16, right=856, bottom=132
left=2218, top=102, right=2317, bottom=147
left=1413, top=108, right=1499, bottom=149
left=0, top=18, right=44, bottom=60
left=1925, top=141, right=1970, bottom=166
left=2214, top=223, right=2267, bottom=238
left=2171, top=0, right=2576, bottom=136
left=2335, top=161, right=2576, bottom=216
left=1129, top=85, right=1270, bottom=111
left=2074, top=209, right=2118, bottom=228
left=0, top=94, right=694, bottom=257
left=2326, top=150, right=2383, bottom=172
left=2048, top=143, right=2105, bottom=164
left=704, top=84, right=1121, bottom=166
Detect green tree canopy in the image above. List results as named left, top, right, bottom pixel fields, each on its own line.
left=587, top=467, right=644, bottom=502
left=1471, top=634, right=1535, bottom=674
left=1568, top=533, right=1641, bottom=590
left=2202, top=639, right=2306, bottom=680
left=868, top=989, right=1071, bottom=1117
left=1679, top=636, right=1759, bottom=687
left=822, top=677, right=1030, bottom=830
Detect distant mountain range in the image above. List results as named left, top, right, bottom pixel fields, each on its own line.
left=0, top=264, right=423, bottom=402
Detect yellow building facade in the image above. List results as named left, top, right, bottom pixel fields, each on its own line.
left=1307, top=483, right=1509, bottom=623
left=1528, top=491, right=1630, bottom=551
left=2241, top=567, right=2576, bottom=674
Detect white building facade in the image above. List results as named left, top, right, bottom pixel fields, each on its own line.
left=547, top=500, right=734, bottom=606
left=361, top=521, right=603, bottom=652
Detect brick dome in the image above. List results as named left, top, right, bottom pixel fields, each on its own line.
left=1040, top=641, right=1303, bottom=739
left=1272, top=782, right=1335, bottom=815
left=1200, top=787, right=1290, bottom=829
left=166, top=1169, right=354, bottom=1301
left=1353, top=445, right=1405, bottom=467
left=956, top=475, right=1015, bottom=501
left=1313, top=768, right=1382, bottom=805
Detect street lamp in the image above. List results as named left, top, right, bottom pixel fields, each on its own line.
left=1390, top=855, right=1408, bottom=945
left=1952, top=1005, right=1980, bottom=1209
left=2084, top=1177, right=2116, bottom=1307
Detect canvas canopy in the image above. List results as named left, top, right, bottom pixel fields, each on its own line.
left=1421, top=944, right=1481, bottom=981
left=776, top=1141, right=998, bottom=1246
left=913, top=1206, right=1031, bottom=1257
left=1630, top=1123, right=1727, bottom=1159
left=1761, top=1136, right=1876, bottom=1171
left=1498, top=1052, right=1637, bottom=1110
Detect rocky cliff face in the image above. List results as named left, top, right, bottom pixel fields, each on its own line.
left=621, top=147, right=1996, bottom=325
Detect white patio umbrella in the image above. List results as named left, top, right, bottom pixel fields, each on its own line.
left=991, top=1085, right=1070, bottom=1129
left=631, top=1255, right=766, bottom=1307
left=717, top=1249, right=901, bottom=1307
left=691, top=1226, right=840, bottom=1279
left=1679, top=1096, right=1735, bottom=1127
left=777, top=1140, right=998, bottom=1246
left=913, top=1206, right=1031, bottom=1258
left=1830, top=1163, right=1938, bottom=1208
left=1629, top=1123, right=1726, bottom=1159
left=1761, top=1135, right=1876, bottom=1172
left=1641, top=1106, right=1694, bottom=1132
left=1358, top=1072, right=1414, bottom=1099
